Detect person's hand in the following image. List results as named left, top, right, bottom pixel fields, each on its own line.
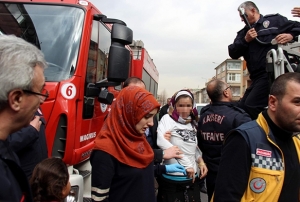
left=275, top=33, right=293, bottom=44
left=30, top=116, right=42, bottom=132
left=164, top=131, right=171, bottom=141
left=198, top=162, right=208, bottom=179
left=165, top=163, right=187, bottom=174
left=163, top=146, right=183, bottom=159
left=197, top=157, right=208, bottom=179
left=244, top=28, right=257, bottom=42
left=292, top=7, right=300, bottom=17
left=186, top=167, right=195, bottom=183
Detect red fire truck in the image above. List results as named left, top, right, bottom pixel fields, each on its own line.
left=129, top=40, right=159, bottom=98
left=0, top=0, right=137, bottom=200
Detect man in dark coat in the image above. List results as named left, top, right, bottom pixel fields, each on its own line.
left=0, top=35, right=47, bottom=202
left=159, top=98, right=171, bottom=121
left=198, top=79, right=251, bottom=201
left=8, top=108, right=48, bottom=179
left=229, top=1, right=300, bottom=119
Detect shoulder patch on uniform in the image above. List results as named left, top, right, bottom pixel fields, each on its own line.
left=264, top=13, right=279, bottom=17
left=232, top=106, right=246, bottom=113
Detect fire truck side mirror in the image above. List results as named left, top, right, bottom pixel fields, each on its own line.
left=98, top=88, right=114, bottom=104
left=107, top=23, right=133, bottom=83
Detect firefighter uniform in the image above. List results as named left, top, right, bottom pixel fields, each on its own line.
left=197, top=102, right=251, bottom=201
left=229, top=14, right=300, bottom=119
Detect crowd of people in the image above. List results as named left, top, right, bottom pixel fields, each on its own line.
left=92, top=2, right=300, bottom=202
left=0, top=1, right=300, bottom=202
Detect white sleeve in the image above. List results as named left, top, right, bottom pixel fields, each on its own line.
left=195, top=146, right=202, bottom=163
left=157, top=115, right=174, bottom=149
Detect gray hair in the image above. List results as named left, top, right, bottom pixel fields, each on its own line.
left=0, top=35, right=47, bottom=108
left=238, top=1, right=260, bottom=14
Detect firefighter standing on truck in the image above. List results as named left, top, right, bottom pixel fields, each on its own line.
left=229, top=1, right=300, bottom=120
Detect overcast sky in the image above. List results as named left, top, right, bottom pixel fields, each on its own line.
left=89, top=0, right=298, bottom=98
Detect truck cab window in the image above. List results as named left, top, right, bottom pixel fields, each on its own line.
left=86, top=21, right=110, bottom=84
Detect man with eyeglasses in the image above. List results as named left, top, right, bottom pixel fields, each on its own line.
left=0, top=35, right=47, bottom=201
left=197, top=79, right=251, bottom=201
left=229, top=1, right=300, bottom=120
left=8, top=86, right=49, bottom=179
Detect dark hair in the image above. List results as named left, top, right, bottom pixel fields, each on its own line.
left=270, top=72, right=300, bottom=101
left=206, top=79, right=225, bottom=102
left=123, top=77, right=145, bottom=88
left=30, top=157, right=69, bottom=202
left=239, top=1, right=260, bottom=13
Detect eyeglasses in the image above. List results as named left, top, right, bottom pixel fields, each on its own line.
left=223, top=85, right=231, bottom=92
left=23, top=89, right=49, bottom=101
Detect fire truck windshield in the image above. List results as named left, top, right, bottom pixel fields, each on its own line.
left=0, top=3, right=84, bottom=81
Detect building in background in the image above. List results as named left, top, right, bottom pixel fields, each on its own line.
left=157, top=59, right=250, bottom=104
left=192, top=59, right=250, bottom=103
left=214, top=59, right=249, bottom=101
left=193, top=86, right=211, bottom=104
left=242, top=60, right=251, bottom=97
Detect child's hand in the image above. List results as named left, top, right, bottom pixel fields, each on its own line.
left=164, top=131, right=171, bottom=141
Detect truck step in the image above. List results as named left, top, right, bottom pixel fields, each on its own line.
left=83, top=197, right=91, bottom=202
left=78, top=170, right=91, bottom=178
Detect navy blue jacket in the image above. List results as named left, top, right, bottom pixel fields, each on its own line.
left=91, top=150, right=156, bottom=202
left=0, top=140, right=33, bottom=202
left=229, top=14, right=300, bottom=80
left=147, top=116, right=166, bottom=175
left=8, top=110, right=48, bottom=179
left=198, top=102, right=251, bottom=173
